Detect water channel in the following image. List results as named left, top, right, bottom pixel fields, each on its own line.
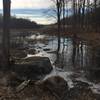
left=15, top=33, right=100, bottom=94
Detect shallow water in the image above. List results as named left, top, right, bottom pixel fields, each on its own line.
left=27, top=34, right=99, bottom=70
left=26, top=33, right=100, bottom=94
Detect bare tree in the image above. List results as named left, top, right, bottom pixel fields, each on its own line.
left=82, top=0, right=86, bottom=29
left=62, top=0, right=66, bottom=33
left=2, top=0, right=11, bottom=68
left=94, top=0, right=98, bottom=32
left=56, top=0, right=62, bottom=52
left=50, top=0, right=62, bottom=52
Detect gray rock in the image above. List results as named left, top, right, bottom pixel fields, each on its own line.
left=27, top=48, right=37, bottom=55
left=11, top=50, right=27, bottom=59
left=12, top=57, right=53, bottom=80
left=35, top=76, right=69, bottom=100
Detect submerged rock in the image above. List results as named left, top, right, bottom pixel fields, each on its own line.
left=12, top=57, right=53, bottom=80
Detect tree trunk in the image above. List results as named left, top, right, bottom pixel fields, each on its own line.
left=2, top=0, right=11, bottom=69
left=56, top=0, right=61, bottom=52
left=82, top=0, right=86, bottom=29
left=94, top=0, right=97, bottom=32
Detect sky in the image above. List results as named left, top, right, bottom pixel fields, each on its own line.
left=0, top=0, right=55, bottom=24
left=0, top=0, right=94, bottom=24
left=0, top=0, right=53, bottom=9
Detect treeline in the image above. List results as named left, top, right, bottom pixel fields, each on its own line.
left=64, top=0, right=100, bottom=33
left=49, top=0, right=100, bottom=52
left=0, top=15, right=40, bottom=29
left=51, top=0, right=100, bottom=33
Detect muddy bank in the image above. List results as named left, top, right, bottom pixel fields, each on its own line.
left=76, top=32, right=100, bottom=47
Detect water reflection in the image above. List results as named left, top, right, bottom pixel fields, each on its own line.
left=26, top=34, right=100, bottom=81
left=24, top=33, right=100, bottom=94
left=54, top=37, right=88, bottom=71
left=52, top=36, right=100, bottom=81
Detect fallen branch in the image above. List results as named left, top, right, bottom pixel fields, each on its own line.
left=16, top=80, right=30, bottom=92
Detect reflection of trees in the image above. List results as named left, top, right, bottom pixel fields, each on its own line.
left=72, top=36, right=84, bottom=69
left=54, top=35, right=97, bottom=71
left=80, top=42, right=83, bottom=67
left=50, top=0, right=67, bottom=52
left=72, top=35, right=77, bottom=68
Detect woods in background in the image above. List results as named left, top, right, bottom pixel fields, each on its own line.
left=67, top=0, right=100, bottom=33
left=51, top=0, right=100, bottom=33
left=50, top=0, right=100, bottom=52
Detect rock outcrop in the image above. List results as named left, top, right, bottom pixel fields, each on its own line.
left=12, top=57, right=53, bottom=80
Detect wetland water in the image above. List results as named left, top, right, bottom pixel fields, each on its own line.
left=27, top=34, right=100, bottom=71
left=15, top=33, right=100, bottom=94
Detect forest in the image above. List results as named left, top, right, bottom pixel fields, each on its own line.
left=60, top=0, right=100, bottom=33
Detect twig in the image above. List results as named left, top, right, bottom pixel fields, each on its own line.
left=16, top=80, right=30, bottom=92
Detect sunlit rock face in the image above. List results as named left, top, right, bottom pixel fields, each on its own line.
left=12, top=57, right=53, bottom=80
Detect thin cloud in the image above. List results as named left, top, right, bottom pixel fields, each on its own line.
left=0, top=0, right=52, bottom=9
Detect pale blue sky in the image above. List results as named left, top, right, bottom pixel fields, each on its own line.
left=0, top=0, right=53, bottom=9
left=0, top=0, right=94, bottom=24
left=0, top=0, right=55, bottom=24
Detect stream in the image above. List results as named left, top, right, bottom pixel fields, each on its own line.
left=16, top=33, right=100, bottom=94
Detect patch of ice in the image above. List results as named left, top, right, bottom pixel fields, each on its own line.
left=27, top=54, right=35, bottom=58
left=36, top=35, right=46, bottom=40
left=91, top=83, right=100, bottom=94
left=28, top=34, right=46, bottom=40
left=30, top=35, right=36, bottom=40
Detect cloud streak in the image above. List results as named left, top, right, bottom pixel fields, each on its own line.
left=0, top=0, right=52, bottom=9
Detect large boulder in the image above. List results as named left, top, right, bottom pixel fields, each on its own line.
left=12, top=57, right=53, bottom=80
left=35, top=76, right=69, bottom=100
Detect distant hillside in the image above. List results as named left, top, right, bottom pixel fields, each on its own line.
left=0, top=15, right=42, bottom=29
left=0, top=8, right=53, bottom=25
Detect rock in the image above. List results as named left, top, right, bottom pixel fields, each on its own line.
left=68, top=80, right=98, bottom=100
left=16, top=80, right=31, bottom=92
left=69, top=87, right=96, bottom=100
left=11, top=50, right=27, bottom=59
left=43, top=48, right=51, bottom=51
left=12, top=76, right=68, bottom=100
left=72, top=80, right=90, bottom=88
left=12, top=57, right=53, bottom=80
left=27, top=48, right=37, bottom=55
left=35, top=76, right=68, bottom=100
